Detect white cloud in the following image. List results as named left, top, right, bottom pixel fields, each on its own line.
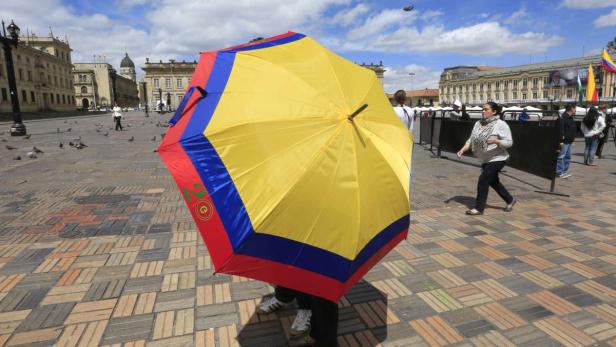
left=347, top=9, right=412, bottom=39
left=383, top=64, right=441, bottom=93
left=594, top=8, right=616, bottom=27
left=562, top=0, right=616, bottom=8
left=330, top=3, right=370, bottom=26
left=504, top=7, right=528, bottom=25
left=421, top=10, right=443, bottom=21
left=346, top=22, right=563, bottom=56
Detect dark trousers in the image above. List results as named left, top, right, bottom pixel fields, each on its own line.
left=114, top=117, right=123, bottom=131
left=475, top=160, right=513, bottom=213
left=304, top=294, right=338, bottom=347
left=596, top=133, right=608, bottom=158
left=274, top=286, right=310, bottom=309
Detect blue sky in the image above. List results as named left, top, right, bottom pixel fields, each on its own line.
left=2, top=0, right=616, bottom=92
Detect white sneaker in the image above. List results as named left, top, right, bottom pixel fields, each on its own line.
left=256, top=296, right=288, bottom=314
left=561, top=173, right=571, bottom=179
left=290, top=309, right=312, bottom=336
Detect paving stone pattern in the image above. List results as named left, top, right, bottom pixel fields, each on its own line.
left=1, top=113, right=616, bottom=346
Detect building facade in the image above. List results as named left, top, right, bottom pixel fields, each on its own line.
left=0, top=33, right=75, bottom=113
left=73, top=54, right=139, bottom=110
left=141, top=59, right=196, bottom=111
left=439, top=52, right=616, bottom=109
left=360, top=62, right=385, bottom=86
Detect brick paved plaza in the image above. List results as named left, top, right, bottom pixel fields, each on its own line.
left=1, top=112, right=616, bottom=347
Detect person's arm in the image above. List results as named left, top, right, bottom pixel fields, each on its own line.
left=487, top=121, right=513, bottom=148
left=597, top=117, right=606, bottom=134
left=458, top=123, right=476, bottom=157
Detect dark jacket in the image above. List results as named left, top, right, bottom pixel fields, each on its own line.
left=560, top=113, right=576, bottom=144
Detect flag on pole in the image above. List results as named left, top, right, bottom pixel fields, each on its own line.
left=586, top=64, right=598, bottom=103
left=602, top=49, right=616, bottom=73
left=577, top=73, right=583, bottom=104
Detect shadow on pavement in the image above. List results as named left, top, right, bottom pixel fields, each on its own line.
left=237, top=281, right=388, bottom=347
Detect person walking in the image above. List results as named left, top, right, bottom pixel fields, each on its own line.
left=595, top=105, right=611, bottom=159
left=392, top=90, right=414, bottom=131
left=556, top=104, right=577, bottom=178
left=113, top=104, right=124, bottom=131
left=581, top=107, right=605, bottom=166
left=456, top=101, right=516, bottom=215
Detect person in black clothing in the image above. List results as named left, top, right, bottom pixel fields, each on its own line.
left=460, top=104, right=470, bottom=121
left=596, top=105, right=612, bottom=158
left=556, top=104, right=577, bottom=178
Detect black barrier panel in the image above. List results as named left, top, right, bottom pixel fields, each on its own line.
left=438, top=118, right=560, bottom=181
left=419, top=116, right=432, bottom=144
left=432, top=117, right=442, bottom=147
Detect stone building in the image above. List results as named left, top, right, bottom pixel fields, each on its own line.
left=141, top=59, right=196, bottom=111
left=360, top=62, right=386, bottom=86
left=439, top=51, right=616, bottom=109
left=73, top=53, right=139, bottom=110
left=0, top=32, right=75, bottom=113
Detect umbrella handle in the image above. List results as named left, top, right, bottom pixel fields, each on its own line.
left=347, top=104, right=368, bottom=121
left=168, top=86, right=208, bottom=126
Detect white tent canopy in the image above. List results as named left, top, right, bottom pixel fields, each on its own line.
left=558, top=106, right=588, bottom=116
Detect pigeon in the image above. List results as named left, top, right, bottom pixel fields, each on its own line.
left=128, top=136, right=134, bottom=142
left=13, top=156, right=21, bottom=160
left=66, top=128, right=72, bottom=132
left=32, top=146, right=44, bottom=153
left=151, top=136, right=156, bottom=141
left=59, top=142, right=64, bottom=149
left=69, top=141, right=75, bottom=147
left=141, top=122, right=145, bottom=125
left=26, top=151, right=37, bottom=159
left=127, top=123, right=132, bottom=127
left=6, top=145, right=16, bottom=150
left=1, top=138, right=7, bottom=142
left=78, top=141, right=88, bottom=148
left=24, top=134, right=31, bottom=139
left=103, top=132, right=109, bottom=137
left=96, top=129, right=101, bottom=133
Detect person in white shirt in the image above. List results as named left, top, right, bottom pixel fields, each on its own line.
left=112, top=104, right=123, bottom=131
left=392, top=90, right=414, bottom=132
left=581, top=107, right=606, bottom=166
left=456, top=102, right=516, bottom=215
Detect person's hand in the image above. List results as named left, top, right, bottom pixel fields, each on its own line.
left=486, top=136, right=500, bottom=145
left=456, top=149, right=464, bottom=158
left=559, top=142, right=564, bottom=148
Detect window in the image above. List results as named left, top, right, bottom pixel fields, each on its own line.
left=54, top=76, right=58, bottom=87
left=22, top=90, right=27, bottom=103
left=532, top=78, right=538, bottom=88
left=504, top=80, right=509, bottom=89
left=153, top=78, right=159, bottom=88
left=543, top=91, right=548, bottom=99
left=480, top=83, right=484, bottom=92
left=496, top=92, right=500, bottom=100
left=18, top=68, right=23, bottom=80
left=177, top=78, right=182, bottom=88
left=81, top=86, right=88, bottom=93
left=513, top=91, right=518, bottom=99
left=26, top=57, right=30, bottom=63
left=17, top=54, right=21, bottom=61
left=27, top=70, right=32, bottom=82
left=50, top=93, right=54, bottom=103
left=513, top=80, right=518, bottom=88
left=522, top=78, right=528, bottom=88
left=566, top=89, right=573, bottom=98
left=31, top=91, right=35, bottom=102
left=533, top=92, right=538, bottom=99
left=543, top=76, right=549, bottom=85
left=0, top=63, right=3, bottom=78
left=496, top=81, right=500, bottom=89
left=165, top=78, right=171, bottom=88
left=473, top=83, right=476, bottom=91
left=2, top=88, right=8, bottom=101
left=522, top=93, right=527, bottom=100
left=62, top=95, right=66, bottom=104
left=48, top=75, right=52, bottom=84
left=178, top=95, right=183, bottom=104
left=56, top=94, right=60, bottom=103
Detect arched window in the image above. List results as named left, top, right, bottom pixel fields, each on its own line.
left=80, top=86, right=88, bottom=94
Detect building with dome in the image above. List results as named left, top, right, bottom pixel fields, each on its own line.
left=73, top=53, right=139, bottom=109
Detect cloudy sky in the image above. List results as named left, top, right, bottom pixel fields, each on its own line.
left=2, top=0, right=616, bottom=92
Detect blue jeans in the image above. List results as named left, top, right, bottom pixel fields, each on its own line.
left=556, top=143, right=572, bottom=175
left=584, top=137, right=598, bottom=165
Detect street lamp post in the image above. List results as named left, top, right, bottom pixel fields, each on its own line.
left=408, top=72, right=415, bottom=106
left=142, top=81, right=149, bottom=117
left=166, top=92, right=171, bottom=112
left=1, top=20, right=26, bottom=136
left=158, top=88, right=162, bottom=113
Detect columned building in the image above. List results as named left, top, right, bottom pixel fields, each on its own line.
left=0, top=32, right=75, bottom=113
left=141, top=59, right=196, bottom=111
left=439, top=52, right=616, bottom=109
left=73, top=54, right=139, bottom=109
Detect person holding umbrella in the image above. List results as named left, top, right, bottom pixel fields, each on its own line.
left=456, top=101, right=516, bottom=215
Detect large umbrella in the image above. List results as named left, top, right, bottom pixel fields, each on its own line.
left=158, top=32, right=412, bottom=302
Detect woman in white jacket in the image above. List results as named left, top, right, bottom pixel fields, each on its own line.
left=581, top=107, right=605, bottom=166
